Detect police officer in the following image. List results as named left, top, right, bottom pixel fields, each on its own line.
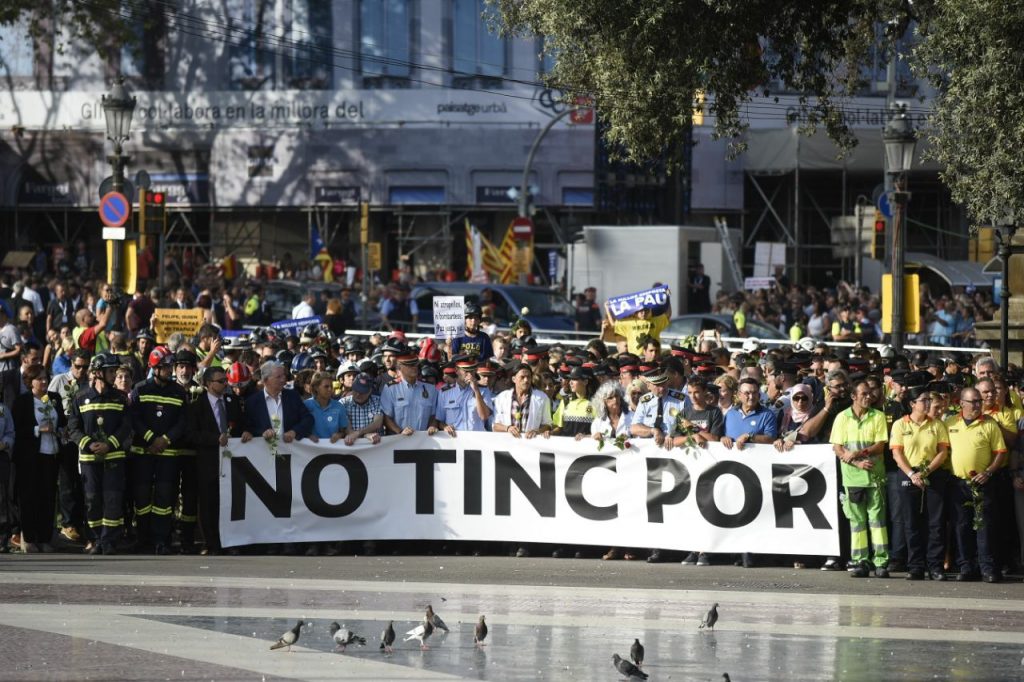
left=172, top=348, right=201, bottom=552
left=381, top=346, right=440, bottom=435
left=435, top=355, right=492, bottom=435
left=129, top=346, right=189, bottom=554
left=68, top=352, right=132, bottom=555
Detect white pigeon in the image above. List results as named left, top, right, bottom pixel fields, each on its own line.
left=270, top=620, right=303, bottom=651
left=404, top=614, right=436, bottom=650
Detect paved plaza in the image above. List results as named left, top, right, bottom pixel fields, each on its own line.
left=0, top=555, right=1022, bottom=680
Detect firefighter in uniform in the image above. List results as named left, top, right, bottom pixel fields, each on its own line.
left=173, top=349, right=202, bottom=552
left=68, top=352, right=132, bottom=555
left=129, top=346, right=188, bottom=554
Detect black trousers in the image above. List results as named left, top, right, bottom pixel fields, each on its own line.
left=195, top=449, right=222, bottom=550
left=56, top=444, right=84, bottom=529
left=81, top=459, right=126, bottom=547
left=15, top=453, right=58, bottom=544
left=129, top=454, right=179, bottom=546
left=898, top=468, right=950, bottom=573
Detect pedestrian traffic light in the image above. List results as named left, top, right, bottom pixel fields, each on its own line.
left=872, top=210, right=886, bottom=258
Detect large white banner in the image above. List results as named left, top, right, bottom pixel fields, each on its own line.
left=219, top=435, right=840, bottom=555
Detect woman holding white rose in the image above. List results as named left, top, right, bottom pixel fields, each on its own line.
left=13, top=364, right=64, bottom=552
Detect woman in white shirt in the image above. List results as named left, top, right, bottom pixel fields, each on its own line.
left=590, top=382, right=633, bottom=441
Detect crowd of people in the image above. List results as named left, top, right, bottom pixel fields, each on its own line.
left=0, top=261, right=1018, bottom=587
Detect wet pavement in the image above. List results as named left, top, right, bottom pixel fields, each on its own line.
left=0, top=555, right=1022, bottom=680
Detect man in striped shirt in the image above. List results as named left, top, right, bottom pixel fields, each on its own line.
left=340, top=373, right=383, bottom=445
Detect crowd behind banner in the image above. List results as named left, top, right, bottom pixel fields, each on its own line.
left=0, top=259, right=1017, bottom=585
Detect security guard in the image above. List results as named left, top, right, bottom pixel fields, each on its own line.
left=381, top=345, right=440, bottom=434
left=173, top=349, right=202, bottom=552
left=551, top=366, right=596, bottom=438
left=129, top=346, right=188, bottom=554
left=630, top=369, right=685, bottom=448
left=435, top=355, right=492, bottom=434
left=68, top=352, right=132, bottom=555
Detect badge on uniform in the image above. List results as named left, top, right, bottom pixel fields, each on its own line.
left=327, top=416, right=333, bottom=422
left=422, top=387, right=429, bottom=400
left=156, top=410, right=163, bottom=418
left=84, top=399, right=90, bottom=405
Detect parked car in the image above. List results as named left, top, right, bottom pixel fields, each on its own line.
left=662, top=314, right=788, bottom=340
left=263, top=281, right=379, bottom=326
left=409, top=282, right=576, bottom=333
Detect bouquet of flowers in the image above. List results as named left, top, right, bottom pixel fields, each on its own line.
left=964, top=471, right=985, bottom=530
left=596, top=431, right=631, bottom=451
left=674, top=414, right=702, bottom=457
left=913, top=460, right=932, bottom=513
left=267, top=415, right=282, bottom=458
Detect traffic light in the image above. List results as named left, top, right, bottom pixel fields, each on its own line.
left=141, top=189, right=167, bottom=235
left=872, top=210, right=886, bottom=258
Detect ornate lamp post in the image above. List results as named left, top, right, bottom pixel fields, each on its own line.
left=101, top=76, right=137, bottom=292
left=882, top=106, right=917, bottom=351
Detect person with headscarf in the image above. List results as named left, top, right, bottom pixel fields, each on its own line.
left=774, top=383, right=816, bottom=450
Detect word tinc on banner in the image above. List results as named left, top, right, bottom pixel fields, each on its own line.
left=607, top=285, right=670, bottom=320
left=270, top=316, right=322, bottom=336
left=433, top=296, right=465, bottom=340
left=220, top=437, right=839, bottom=555
left=152, top=308, right=206, bottom=343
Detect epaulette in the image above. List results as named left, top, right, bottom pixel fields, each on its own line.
left=640, top=393, right=655, bottom=403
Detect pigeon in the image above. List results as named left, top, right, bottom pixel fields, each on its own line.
left=700, top=602, right=720, bottom=631
left=630, top=638, right=644, bottom=667
left=270, top=620, right=303, bottom=651
left=612, top=653, right=649, bottom=680
left=474, top=615, right=488, bottom=647
left=404, top=615, right=435, bottom=650
left=723, top=674, right=732, bottom=682
left=380, top=621, right=396, bottom=654
left=426, top=604, right=449, bottom=632
left=328, top=622, right=366, bottom=651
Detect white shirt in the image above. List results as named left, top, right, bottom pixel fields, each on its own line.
left=493, top=388, right=552, bottom=432
left=591, top=410, right=634, bottom=438
left=292, top=301, right=316, bottom=319
left=22, top=286, right=44, bottom=315
left=264, top=388, right=283, bottom=436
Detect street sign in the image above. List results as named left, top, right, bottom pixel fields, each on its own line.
left=99, top=191, right=131, bottom=227
left=135, top=169, right=152, bottom=191
left=877, top=191, right=893, bottom=219
left=511, top=216, right=534, bottom=241
left=102, top=227, right=126, bottom=241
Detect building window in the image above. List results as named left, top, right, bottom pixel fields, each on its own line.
left=0, top=14, right=34, bottom=78
left=283, top=0, right=332, bottom=89
left=121, top=6, right=166, bottom=87
left=361, top=0, right=411, bottom=80
left=452, top=0, right=505, bottom=79
left=538, top=37, right=556, bottom=77
left=228, top=0, right=276, bottom=90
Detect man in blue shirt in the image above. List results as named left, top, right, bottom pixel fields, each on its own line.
left=381, top=346, right=440, bottom=434
left=435, top=355, right=492, bottom=434
left=631, top=369, right=685, bottom=448
left=723, top=377, right=779, bottom=449
left=450, top=304, right=494, bottom=360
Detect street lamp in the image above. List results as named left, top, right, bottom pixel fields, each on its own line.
left=101, top=76, right=137, bottom=292
left=995, top=208, right=1017, bottom=370
left=882, top=106, right=917, bottom=351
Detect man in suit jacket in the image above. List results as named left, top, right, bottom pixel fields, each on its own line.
left=243, top=360, right=313, bottom=441
left=188, top=365, right=245, bottom=555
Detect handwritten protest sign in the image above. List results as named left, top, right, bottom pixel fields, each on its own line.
left=152, top=308, right=205, bottom=343
left=433, top=296, right=465, bottom=339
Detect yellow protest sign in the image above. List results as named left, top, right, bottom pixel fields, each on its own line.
left=152, top=308, right=205, bottom=343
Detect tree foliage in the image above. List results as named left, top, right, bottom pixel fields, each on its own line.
left=495, top=0, right=917, bottom=160
left=0, top=1, right=132, bottom=61
left=914, top=1, right=1024, bottom=226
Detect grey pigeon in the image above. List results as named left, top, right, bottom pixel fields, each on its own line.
left=699, top=602, right=719, bottom=631
left=270, top=620, right=303, bottom=651
left=380, top=621, right=396, bottom=653
left=723, top=674, right=732, bottom=682
left=426, top=603, right=449, bottom=632
left=474, top=615, right=488, bottom=647
left=328, top=622, right=366, bottom=651
left=612, top=653, right=649, bottom=680
left=630, top=638, right=644, bottom=666
left=404, top=614, right=435, bottom=650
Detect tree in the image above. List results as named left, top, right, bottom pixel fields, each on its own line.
left=913, top=2, right=1024, bottom=226
left=0, top=1, right=131, bottom=61
left=495, top=0, right=916, bottom=160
